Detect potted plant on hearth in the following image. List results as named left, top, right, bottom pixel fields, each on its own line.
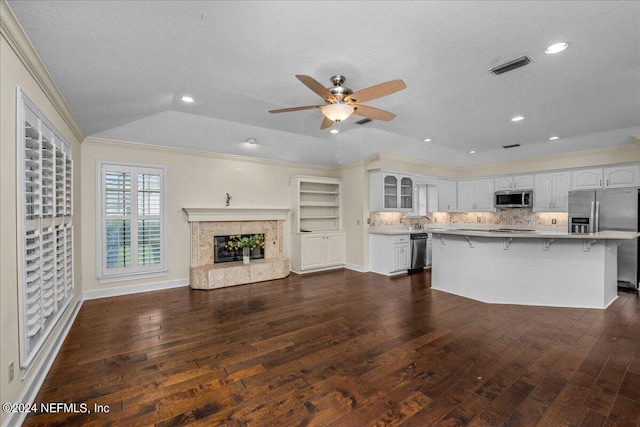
left=225, top=234, right=265, bottom=264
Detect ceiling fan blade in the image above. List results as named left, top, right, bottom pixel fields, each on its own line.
left=269, top=105, right=324, bottom=113
left=353, top=104, right=396, bottom=121
left=296, top=75, right=337, bottom=103
left=320, top=116, right=334, bottom=129
left=345, top=79, right=406, bottom=103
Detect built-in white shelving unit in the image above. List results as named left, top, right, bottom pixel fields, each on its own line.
left=291, top=176, right=342, bottom=233
left=290, top=175, right=345, bottom=273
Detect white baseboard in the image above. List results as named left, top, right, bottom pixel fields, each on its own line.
left=344, top=263, right=370, bottom=273
left=3, top=298, right=83, bottom=427
left=83, top=278, right=189, bottom=300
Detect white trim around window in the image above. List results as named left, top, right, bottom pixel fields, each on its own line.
left=96, top=160, right=168, bottom=283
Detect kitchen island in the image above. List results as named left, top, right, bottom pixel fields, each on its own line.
left=428, top=227, right=638, bottom=309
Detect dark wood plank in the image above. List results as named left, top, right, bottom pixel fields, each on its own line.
left=22, top=269, right=640, bottom=426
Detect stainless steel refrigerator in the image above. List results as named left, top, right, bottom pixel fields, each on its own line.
left=568, top=188, right=640, bottom=290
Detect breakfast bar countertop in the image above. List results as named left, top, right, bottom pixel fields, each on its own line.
left=369, top=225, right=639, bottom=240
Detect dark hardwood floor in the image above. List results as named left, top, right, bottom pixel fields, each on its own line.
left=25, top=269, right=640, bottom=426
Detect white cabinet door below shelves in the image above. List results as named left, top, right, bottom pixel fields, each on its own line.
left=301, top=234, right=325, bottom=270
left=324, top=233, right=346, bottom=266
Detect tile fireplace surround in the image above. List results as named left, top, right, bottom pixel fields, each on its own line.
left=182, top=208, right=290, bottom=290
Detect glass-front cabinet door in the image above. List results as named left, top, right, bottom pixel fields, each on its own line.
left=383, top=174, right=398, bottom=209
left=400, top=177, right=413, bottom=209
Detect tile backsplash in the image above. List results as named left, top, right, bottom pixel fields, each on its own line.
left=370, top=209, right=567, bottom=228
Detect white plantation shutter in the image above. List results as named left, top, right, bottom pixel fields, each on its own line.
left=137, top=171, right=162, bottom=266
left=17, top=89, right=74, bottom=369
left=98, top=162, right=167, bottom=281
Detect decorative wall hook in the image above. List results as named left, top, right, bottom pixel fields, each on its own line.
left=225, top=193, right=232, bottom=206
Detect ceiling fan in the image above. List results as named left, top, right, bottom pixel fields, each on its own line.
left=269, top=75, right=406, bottom=129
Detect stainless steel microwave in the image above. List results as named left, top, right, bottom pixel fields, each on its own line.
left=495, top=190, right=532, bottom=209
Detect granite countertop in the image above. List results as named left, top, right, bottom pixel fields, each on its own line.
left=369, top=225, right=639, bottom=240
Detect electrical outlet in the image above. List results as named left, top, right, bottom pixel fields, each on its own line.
left=9, top=361, right=14, bottom=383
left=552, top=219, right=557, bottom=225
left=356, top=219, right=360, bottom=225
left=366, top=218, right=371, bottom=225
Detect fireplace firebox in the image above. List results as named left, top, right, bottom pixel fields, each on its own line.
left=214, top=234, right=265, bottom=263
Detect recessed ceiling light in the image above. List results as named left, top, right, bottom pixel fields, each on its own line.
left=245, top=138, right=257, bottom=145
left=511, top=116, right=525, bottom=122
left=330, top=129, right=339, bottom=134
left=469, top=150, right=476, bottom=154
left=549, top=136, right=560, bottom=140
left=424, top=138, right=432, bottom=142
left=545, top=42, right=569, bottom=54
left=180, top=95, right=195, bottom=103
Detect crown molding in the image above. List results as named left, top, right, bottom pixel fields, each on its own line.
left=1, top=0, right=85, bottom=142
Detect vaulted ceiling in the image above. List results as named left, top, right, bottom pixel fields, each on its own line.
left=8, top=1, right=640, bottom=166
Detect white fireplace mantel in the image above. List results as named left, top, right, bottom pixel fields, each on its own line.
left=182, top=207, right=290, bottom=222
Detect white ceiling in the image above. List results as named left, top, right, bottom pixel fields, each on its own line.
left=8, top=1, right=640, bottom=167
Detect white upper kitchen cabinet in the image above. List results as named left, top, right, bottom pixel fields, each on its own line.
left=457, top=178, right=494, bottom=211
left=571, top=168, right=604, bottom=190
left=494, top=174, right=534, bottom=191
left=437, top=179, right=457, bottom=212
left=370, top=170, right=414, bottom=212
left=571, top=164, right=639, bottom=190
left=604, top=164, right=640, bottom=188
left=533, top=171, right=570, bottom=212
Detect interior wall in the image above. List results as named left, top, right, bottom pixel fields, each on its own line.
left=0, top=29, right=83, bottom=424
left=338, top=163, right=367, bottom=268
left=80, top=138, right=340, bottom=293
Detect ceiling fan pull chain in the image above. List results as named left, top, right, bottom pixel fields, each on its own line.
left=336, top=122, right=342, bottom=165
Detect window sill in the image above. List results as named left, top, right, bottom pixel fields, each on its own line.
left=97, top=268, right=168, bottom=284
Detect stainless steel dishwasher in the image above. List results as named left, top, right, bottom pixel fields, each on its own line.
left=408, top=233, right=429, bottom=274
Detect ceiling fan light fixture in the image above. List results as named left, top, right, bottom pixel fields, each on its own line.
left=321, top=103, right=354, bottom=122
left=330, top=129, right=339, bottom=134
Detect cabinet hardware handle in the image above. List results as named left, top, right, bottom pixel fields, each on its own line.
left=600, top=179, right=602, bottom=186
left=606, top=179, right=609, bottom=186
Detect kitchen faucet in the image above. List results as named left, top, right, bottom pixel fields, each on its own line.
left=417, top=216, right=430, bottom=229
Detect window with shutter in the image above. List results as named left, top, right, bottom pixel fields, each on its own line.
left=97, top=162, right=167, bottom=282
left=17, top=88, right=74, bottom=370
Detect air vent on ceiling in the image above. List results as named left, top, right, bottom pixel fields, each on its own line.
left=489, top=55, right=532, bottom=75
left=503, top=143, right=521, bottom=149
left=355, top=118, right=372, bottom=125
